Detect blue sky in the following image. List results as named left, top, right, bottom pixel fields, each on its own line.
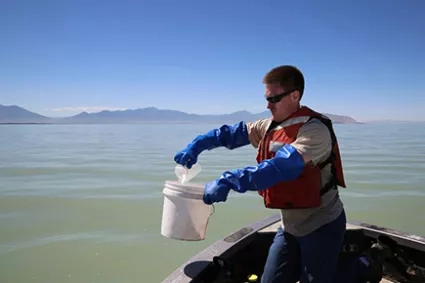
left=1, top=0, right=424, bottom=121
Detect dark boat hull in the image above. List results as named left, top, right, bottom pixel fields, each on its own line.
left=162, top=214, right=425, bottom=283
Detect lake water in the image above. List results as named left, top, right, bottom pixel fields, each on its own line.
left=1, top=122, right=424, bottom=283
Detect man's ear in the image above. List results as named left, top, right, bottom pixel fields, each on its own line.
left=291, top=90, right=301, bottom=102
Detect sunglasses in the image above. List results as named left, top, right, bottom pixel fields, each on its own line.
left=265, top=90, right=296, bottom=103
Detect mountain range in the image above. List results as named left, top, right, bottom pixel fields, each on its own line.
left=0, top=104, right=359, bottom=124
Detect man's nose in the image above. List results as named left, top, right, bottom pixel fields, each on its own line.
left=267, top=101, right=273, bottom=109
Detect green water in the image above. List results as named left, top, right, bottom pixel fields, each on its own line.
left=1, top=123, right=424, bottom=283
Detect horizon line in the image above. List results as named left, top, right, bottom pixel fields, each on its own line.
left=2, top=103, right=351, bottom=116
left=2, top=103, right=425, bottom=122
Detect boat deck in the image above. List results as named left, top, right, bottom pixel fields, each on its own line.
left=163, top=213, right=425, bottom=283
left=259, top=222, right=395, bottom=283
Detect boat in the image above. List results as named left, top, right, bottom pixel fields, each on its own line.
left=162, top=213, right=425, bottom=283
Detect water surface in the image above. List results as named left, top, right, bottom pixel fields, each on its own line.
left=1, top=123, right=424, bottom=283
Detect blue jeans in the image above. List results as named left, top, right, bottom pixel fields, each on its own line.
left=261, top=210, right=368, bottom=283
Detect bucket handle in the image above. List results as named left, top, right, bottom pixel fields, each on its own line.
left=210, top=204, right=215, bottom=216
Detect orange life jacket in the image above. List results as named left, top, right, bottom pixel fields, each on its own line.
left=256, top=106, right=346, bottom=209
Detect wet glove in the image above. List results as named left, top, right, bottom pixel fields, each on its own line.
left=203, top=144, right=305, bottom=204
left=174, top=121, right=250, bottom=169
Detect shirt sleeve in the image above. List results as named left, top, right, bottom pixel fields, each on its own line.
left=246, top=118, right=269, bottom=148
left=290, top=118, right=332, bottom=165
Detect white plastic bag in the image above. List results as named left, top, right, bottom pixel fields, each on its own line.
left=175, top=163, right=201, bottom=184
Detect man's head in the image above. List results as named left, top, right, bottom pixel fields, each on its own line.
left=262, top=65, right=305, bottom=122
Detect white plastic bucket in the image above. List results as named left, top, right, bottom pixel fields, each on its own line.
left=161, top=180, right=212, bottom=241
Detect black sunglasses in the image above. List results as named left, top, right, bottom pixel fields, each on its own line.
left=265, top=90, right=296, bottom=104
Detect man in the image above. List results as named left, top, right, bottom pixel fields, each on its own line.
left=174, top=65, right=386, bottom=283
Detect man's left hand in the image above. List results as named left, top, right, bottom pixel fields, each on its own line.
left=203, top=177, right=232, bottom=205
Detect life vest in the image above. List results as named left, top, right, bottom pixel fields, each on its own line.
left=256, top=106, right=346, bottom=209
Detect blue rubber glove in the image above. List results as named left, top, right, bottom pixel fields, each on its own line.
left=173, top=145, right=201, bottom=170
left=174, top=121, right=250, bottom=169
left=203, top=144, right=305, bottom=204
left=203, top=178, right=232, bottom=205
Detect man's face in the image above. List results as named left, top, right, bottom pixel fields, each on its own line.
left=265, top=83, right=298, bottom=122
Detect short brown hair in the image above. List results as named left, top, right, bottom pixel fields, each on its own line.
left=262, top=65, right=305, bottom=99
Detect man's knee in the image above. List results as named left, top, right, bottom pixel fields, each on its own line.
left=261, top=228, right=300, bottom=283
left=298, top=215, right=346, bottom=282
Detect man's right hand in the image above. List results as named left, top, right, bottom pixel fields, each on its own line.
left=173, top=145, right=200, bottom=169
left=173, top=121, right=251, bottom=168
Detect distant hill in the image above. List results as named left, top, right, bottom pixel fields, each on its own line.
left=0, top=104, right=51, bottom=123
left=0, top=104, right=360, bottom=124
